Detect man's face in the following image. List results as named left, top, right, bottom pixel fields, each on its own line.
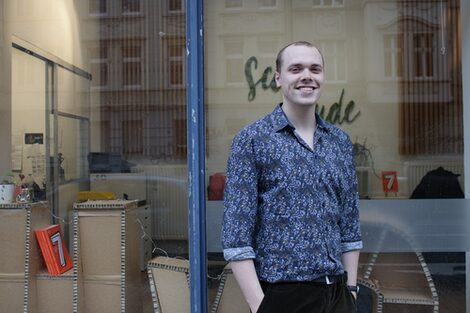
left=275, top=45, right=325, bottom=107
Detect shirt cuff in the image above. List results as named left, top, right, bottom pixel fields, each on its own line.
left=342, top=240, right=363, bottom=253
left=223, top=246, right=256, bottom=261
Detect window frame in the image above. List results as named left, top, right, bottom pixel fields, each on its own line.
left=121, top=43, right=143, bottom=88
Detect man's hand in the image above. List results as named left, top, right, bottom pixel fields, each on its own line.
left=230, top=260, right=265, bottom=313
left=251, top=293, right=264, bottom=313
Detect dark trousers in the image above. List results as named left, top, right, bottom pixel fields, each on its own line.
left=257, top=275, right=356, bottom=313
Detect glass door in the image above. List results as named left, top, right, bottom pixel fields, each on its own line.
left=12, top=43, right=91, bottom=243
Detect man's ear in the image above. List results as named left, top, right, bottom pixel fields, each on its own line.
left=275, top=71, right=281, bottom=88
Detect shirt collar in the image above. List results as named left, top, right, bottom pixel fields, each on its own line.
left=271, top=103, right=330, bottom=133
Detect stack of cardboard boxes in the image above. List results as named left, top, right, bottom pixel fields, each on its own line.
left=0, top=200, right=144, bottom=313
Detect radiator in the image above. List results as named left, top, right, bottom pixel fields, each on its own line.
left=137, top=165, right=188, bottom=240
left=404, top=160, right=464, bottom=195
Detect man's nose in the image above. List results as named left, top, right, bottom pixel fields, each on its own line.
left=300, top=68, right=313, bottom=80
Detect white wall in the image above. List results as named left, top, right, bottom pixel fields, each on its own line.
left=1, top=0, right=94, bottom=176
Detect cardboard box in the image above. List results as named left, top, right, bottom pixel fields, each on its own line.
left=0, top=202, right=50, bottom=313
left=0, top=274, right=24, bottom=313
left=74, top=200, right=143, bottom=313
left=36, top=270, right=74, bottom=313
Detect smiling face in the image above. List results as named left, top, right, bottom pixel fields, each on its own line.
left=275, top=44, right=325, bottom=108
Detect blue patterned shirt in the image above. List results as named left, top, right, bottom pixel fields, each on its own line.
left=222, top=104, right=362, bottom=283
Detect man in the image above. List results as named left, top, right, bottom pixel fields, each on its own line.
left=221, top=41, right=362, bottom=313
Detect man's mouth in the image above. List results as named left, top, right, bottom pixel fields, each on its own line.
left=296, top=86, right=317, bottom=91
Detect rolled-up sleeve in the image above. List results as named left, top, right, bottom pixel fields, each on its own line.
left=221, top=130, right=259, bottom=261
left=338, top=138, right=363, bottom=253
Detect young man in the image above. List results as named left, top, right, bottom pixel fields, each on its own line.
left=222, top=41, right=362, bottom=313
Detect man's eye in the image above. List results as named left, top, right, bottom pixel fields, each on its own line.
left=291, top=68, right=301, bottom=73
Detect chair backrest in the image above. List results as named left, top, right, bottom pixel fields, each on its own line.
left=147, top=257, right=190, bottom=313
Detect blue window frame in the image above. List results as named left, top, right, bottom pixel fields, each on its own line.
left=186, top=1, right=208, bottom=312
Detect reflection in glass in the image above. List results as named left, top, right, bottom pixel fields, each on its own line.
left=3, top=1, right=189, bottom=312
left=205, top=0, right=465, bottom=312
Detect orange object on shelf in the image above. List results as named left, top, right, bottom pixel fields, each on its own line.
left=381, top=171, right=399, bottom=193
left=34, top=224, right=73, bottom=275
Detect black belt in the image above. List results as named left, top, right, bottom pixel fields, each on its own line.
left=260, top=272, right=347, bottom=288
left=311, top=273, right=346, bottom=285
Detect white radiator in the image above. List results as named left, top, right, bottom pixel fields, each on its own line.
left=404, top=160, right=464, bottom=195
left=137, top=165, right=188, bottom=240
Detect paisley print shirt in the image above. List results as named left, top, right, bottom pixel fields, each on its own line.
left=222, top=104, right=362, bottom=283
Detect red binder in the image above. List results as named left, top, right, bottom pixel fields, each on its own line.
left=34, top=224, right=73, bottom=275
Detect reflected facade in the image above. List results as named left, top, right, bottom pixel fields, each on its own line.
left=0, top=1, right=188, bottom=312
left=205, top=1, right=466, bottom=313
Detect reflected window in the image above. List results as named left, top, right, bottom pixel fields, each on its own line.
left=413, top=33, right=434, bottom=78
left=169, top=0, right=184, bottom=12
left=384, top=34, right=403, bottom=78
left=225, top=40, right=244, bottom=83
left=225, top=0, right=242, bottom=9
left=174, top=118, right=187, bottom=158
left=122, top=0, right=141, bottom=14
left=89, top=0, right=107, bottom=15
left=167, top=41, right=185, bottom=87
left=313, top=0, right=344, bottom=7
left=90, top=46, right=108, bottom=87
left=318, top=41, right=346, bottom=82
left=122, top=120, right=143, bottom=155
left=122, top=44, right=142, bottom=87
left=258, top=0, right=277, bottom=8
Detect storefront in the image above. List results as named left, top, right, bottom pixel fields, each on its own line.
left=0, top=0, right=469, bottom=312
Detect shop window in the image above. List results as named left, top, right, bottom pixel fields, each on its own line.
left=168, top=0, right=184, bottom=13
left=122, top=44, right=142, bottom=87
left=318, top=41, right=346, bottom=82
left=90, top=46, right=108, bottom=87
left=384, top=34, right=403, bottom=78
left=122, top=0, right=141, bottom=14
left=313, top=0, right=344, bottom=7
left=225, top=40, right=244, bottom=84
left=89, top=0, right=107, bottom=15
left=225, top=0, right=242, bottom=9
left=167, top=42, right=185, bottom=87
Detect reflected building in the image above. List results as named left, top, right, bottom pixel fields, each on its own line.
left=79, top=0, right=187, bottom=163
left=205, top=0, right=463, bottom=198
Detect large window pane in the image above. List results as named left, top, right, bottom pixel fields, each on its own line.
left=0, top=1, right=188, bottom=312
left=205, top=1, right=466, bottom=312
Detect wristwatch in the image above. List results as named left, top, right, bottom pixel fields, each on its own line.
left=347, top=285, right=359, bottom=294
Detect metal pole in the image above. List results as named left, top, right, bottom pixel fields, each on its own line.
left=186, top=0, right=207, bottom=312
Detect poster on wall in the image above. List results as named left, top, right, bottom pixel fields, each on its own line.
left=24, top=133, right=44, bottom=145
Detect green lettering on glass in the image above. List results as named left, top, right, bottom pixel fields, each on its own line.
left=316, top=89, right=360, bottom=125
left=244, top=57, right=360, bottom=125
left=245, top=56, right=279, bottom=101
